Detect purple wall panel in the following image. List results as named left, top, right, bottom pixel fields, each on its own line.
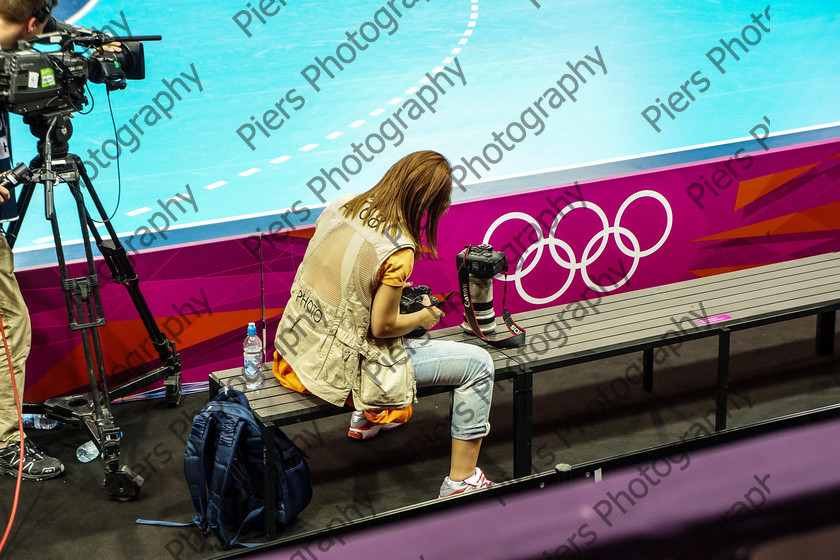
left=15, top=136, right=840, bottom=401
left=18, top=238, right=262, bottom=401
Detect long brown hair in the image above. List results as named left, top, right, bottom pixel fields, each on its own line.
left=341, top=150, right=452, bottom=254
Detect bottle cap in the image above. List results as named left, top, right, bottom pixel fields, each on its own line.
left=247, top=322, right=256, bottom=335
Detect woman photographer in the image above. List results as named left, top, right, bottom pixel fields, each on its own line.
left=273, top=150, right=495, bottom=498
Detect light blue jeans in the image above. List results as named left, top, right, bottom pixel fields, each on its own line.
left=405, top=339, right=494, bottom=440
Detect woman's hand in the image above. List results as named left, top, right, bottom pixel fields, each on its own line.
left=417, top=294, right=444, bottom=331
left=370, top=284, right=444, bottom=338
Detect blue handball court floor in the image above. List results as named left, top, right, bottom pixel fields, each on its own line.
left=5, top=0, right=839, bottom=266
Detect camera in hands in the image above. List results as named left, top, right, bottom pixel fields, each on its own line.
left=400, top=285, right=440, bottom=338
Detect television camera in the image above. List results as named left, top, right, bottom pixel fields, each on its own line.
left=0, top=26, right=179, bottom=501
left=0, top=25, right=156, bottom=115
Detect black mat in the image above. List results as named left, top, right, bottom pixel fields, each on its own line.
left=0, top=316, right=838, bottom=559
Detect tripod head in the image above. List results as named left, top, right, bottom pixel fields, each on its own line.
left=0, top=111, right=76, bottom=198
left=0, top=110, right=83, bottom=223
left=24, top=110, right=75, bottom=162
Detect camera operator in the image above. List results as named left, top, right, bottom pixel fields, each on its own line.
left=273, top=151, right=497, bottom=498
left=0, top=0, right=66, bottom=481
left=0, top=0, right=50, bottom=49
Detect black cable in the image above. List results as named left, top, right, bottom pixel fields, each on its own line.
left=91, top=87, right=121, bottom=223
left=77, top=80, right=95, bottom=115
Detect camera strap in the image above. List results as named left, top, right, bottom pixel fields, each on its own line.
left=458, top=257, right=526, bottom=348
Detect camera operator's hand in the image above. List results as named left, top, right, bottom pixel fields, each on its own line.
left=0, top=185, right=9, bottom=204
left=98, top=42, right=122, bottom=53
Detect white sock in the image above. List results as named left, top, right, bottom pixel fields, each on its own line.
left=448, top=468, right=480, bottom=486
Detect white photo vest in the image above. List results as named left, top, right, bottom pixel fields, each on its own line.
left=274, top=195, right=417, bottom=410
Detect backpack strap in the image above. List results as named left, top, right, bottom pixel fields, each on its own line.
left=137, top=401, right=219, bottom=532
left=215, top=386, right=250, bottom=408
left=204, top=406, right=245, bottom=548
left=135, top=519, right=192, bottom=527
left=204, top=401, right=268, bottom=548
left=184, top=405, right=215, bottom=533
left=271, top=431, right=295, bottom=525
left=229, top=507, right=265, bottom=548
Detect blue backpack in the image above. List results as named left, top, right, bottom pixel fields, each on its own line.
left=183, top=388, right=312, bottom=548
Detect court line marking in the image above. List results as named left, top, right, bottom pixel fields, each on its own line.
left=455, top=121, right=840, bottom=188
left=28, top=121, right=840, bottom=251
left=65, top=0, right=100, bottom=24
left=174, top=2, right=479, bottom=204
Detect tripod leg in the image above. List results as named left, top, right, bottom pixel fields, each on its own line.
left=20, top=115, right=141, bottom=500
left=73, top=155, right=182, bottom=406
left=62, top=179, right=142, bottom=500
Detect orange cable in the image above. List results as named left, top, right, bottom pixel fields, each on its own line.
left=0, top=309, right=24, bottom=555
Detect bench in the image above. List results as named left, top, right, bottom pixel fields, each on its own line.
left=210, top=252, right=840, bottom=538
left=436, top=251, right=840, bottom=477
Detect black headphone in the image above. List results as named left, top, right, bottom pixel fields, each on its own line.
left=32, top=0, right=56, bottom=23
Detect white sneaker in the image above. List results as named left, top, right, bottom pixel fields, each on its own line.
left=347, top=411, right=403, bottom=440
left=439, top=467, right=493, bottom=498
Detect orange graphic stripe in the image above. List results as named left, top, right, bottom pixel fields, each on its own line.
left=695, top=200, right=840, bottom=242
left=734, top=163, right=820, bottom=210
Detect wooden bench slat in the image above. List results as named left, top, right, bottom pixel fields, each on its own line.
left=488, top=294, right=840, bottom=369
left=494, top=280, right=840, bottom=348
left=481, top=257, right=840, bottom=329
left=210, top=367, right=456, bottom=425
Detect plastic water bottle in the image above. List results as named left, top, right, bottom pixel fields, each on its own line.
left=76, top=440, right=100, bottom=463
left=21, top=413, right=61, bottom=430
left=243, top=322, right=264, bottom=390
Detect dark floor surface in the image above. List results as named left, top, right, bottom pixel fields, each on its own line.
left=1, top=315, right=839, bottom=560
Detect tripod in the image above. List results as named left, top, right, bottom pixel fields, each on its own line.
left=5, top=109, right=182, bottom=500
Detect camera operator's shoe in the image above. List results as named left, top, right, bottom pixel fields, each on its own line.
left=439, top=467, right=493, bottom=498
left=0, top=439, right=64, bottom=480
left=348, top=411, right=403, bottom=440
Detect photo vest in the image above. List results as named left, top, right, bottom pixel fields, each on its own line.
left=273, top=194, right=417, bottom=410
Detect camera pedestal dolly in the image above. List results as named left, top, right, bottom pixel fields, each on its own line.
left=5, top=110, right=182, bottom=500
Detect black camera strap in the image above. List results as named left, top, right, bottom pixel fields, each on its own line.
left=458, top=249, right=526, bottom=348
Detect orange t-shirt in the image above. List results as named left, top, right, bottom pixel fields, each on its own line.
left=272, top=248, right=415, bottom=423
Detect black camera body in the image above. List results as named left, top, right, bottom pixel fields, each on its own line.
left=399, top=285, right=439, bottom=338
left=399, top=285, right=439, bottom=314
left=0, top=49, right=86, bottom=114
left=0, top=33, right=147, bottom=116
left=456, top=244, right=507, bottom=279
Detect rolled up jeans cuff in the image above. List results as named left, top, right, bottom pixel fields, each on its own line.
left=452, top=421, right=490, bottom=441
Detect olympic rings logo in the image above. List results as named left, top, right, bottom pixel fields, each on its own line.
left=482, top=190, right=673, bottom=305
